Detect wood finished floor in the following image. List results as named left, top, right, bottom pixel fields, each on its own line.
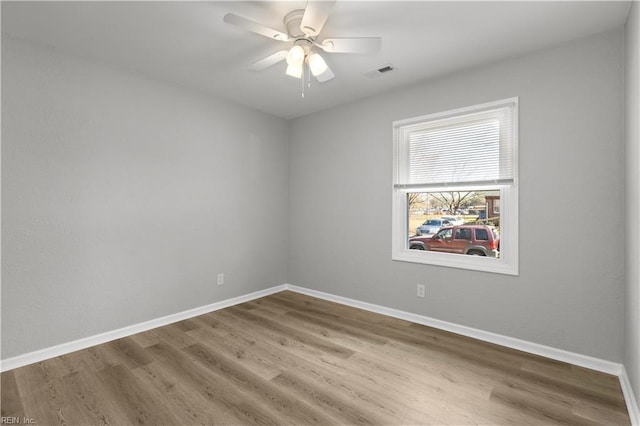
left=1, top=291, right=631, bottom=425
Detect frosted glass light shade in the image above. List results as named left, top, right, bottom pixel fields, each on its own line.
left=308, top=52, right=328, bottom=76
left=286, top=63, right=303, bottom=78
left=286, top=45, right=305, bottom=66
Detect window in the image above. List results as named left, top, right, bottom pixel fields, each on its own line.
left=392, top=98, right=518, bottom=275
left=455, top=228, right=472, bottom=240
left=475, top=228, right=489, bottom=241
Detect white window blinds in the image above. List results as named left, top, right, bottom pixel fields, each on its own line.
left=394, top=99, right=517, bottom=189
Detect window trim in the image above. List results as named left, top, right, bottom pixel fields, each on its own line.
left=392, top=98, right=519, bottom=276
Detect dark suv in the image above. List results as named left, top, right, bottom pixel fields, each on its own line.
left=409, top=225, right=500, bottom=257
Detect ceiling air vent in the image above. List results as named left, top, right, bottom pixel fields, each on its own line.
left=364, top=63, right=396, bottom=79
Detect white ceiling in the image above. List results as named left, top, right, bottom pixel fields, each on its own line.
left=1, top=1, right=632, bottom=119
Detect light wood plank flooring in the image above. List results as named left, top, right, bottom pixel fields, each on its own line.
left=1, top=291, right=631, bottom=425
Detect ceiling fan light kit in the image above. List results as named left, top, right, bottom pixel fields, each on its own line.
left=286, top=44, right=306, bottom=66
left=308, top=52, right=328, bottom=76
left=286, top=63, right=303, bottom=79
left=223, top=0, right=381, bottom=94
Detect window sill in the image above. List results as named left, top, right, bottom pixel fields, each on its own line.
left=392, top=248, right=519, bottom=275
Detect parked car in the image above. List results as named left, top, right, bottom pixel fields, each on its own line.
left=441, top=215, right=464, bottom=226
left=416, top=218, right=451, bottom=235
left=409, top=225, right=500, bottom=257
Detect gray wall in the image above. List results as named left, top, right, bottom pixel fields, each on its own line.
left=1, top=36, right=289, bottom=359
left=288, top=29, right=625, bottom=362
left=625, top=0, right=640, bottom=408
left=1, top=23, right=632, bottom=373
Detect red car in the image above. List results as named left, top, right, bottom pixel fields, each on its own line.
left=409, top=225, right=500, bottom=257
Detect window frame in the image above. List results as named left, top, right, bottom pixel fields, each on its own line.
left=391, top=98, right=519, bottom=275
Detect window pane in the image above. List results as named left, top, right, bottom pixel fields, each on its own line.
left=394, top=103, right=516, bottom=187
left=475, top=229, right=489, bottom=240
left=407, top=190, right=500, bottom=258
left=409, top=120, right=500, bottom=184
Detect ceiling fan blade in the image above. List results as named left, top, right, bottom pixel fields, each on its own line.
left=223, top=13, right=289, bottom=42
left=300, top=0, right=335, bottom=37
left=319, top=37, right=382, bottom=54
left=248, top=50, right=288, bottom=71
left=314, top=63, right=335, bottom=83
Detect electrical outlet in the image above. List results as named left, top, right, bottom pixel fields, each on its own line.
left=417, top=284, right=425, bottom=298
left=217, top=273, right=224, bottom=285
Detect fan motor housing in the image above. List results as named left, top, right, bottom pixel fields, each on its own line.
left=284, top=9, right=310, bottom=40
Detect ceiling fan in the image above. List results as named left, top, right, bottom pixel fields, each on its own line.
left=223, top=1, right=382, bottom=83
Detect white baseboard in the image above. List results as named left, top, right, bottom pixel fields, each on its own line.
left=3, top=282, right=637, bottom=424
left=620, top=366, right=640, bottom=425
left=0, top=284, right=287, bottom=372
left=283, top=285, right=640, bottom=422
left=284, top=284, right=624, bottom=376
